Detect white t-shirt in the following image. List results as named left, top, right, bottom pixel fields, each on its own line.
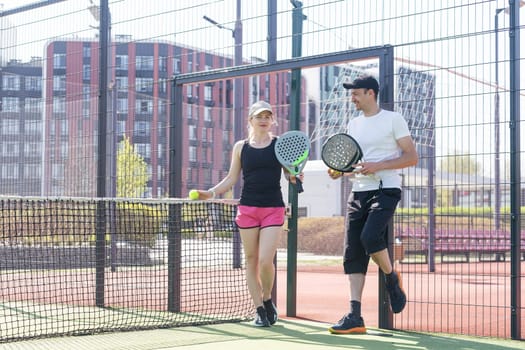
left=347, top=109, right=411, bottom=191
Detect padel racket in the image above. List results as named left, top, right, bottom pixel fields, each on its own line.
left=274, top=130, right=310, bottom=193
left=321, top=133, right=363, bottom=173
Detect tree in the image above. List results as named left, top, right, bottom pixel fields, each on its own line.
left=117, top=137, right=149, bottom=197
left=439, top=152, right=480, bottom=175
left=438, top=152, right=481, bottom=207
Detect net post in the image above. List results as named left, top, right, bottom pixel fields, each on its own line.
left=378, top=219, right=394, bottom=329
left=232, top=227, right=242, bottom=268
left=167, top=202, right=182, bottom=312
left=95, top=199, right=106, bottom=307
left=271, top=254, right=277, bottom=303
left=378, top=44, right=395, bottom=330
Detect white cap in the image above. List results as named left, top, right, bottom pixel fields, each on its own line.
left=248, top=100, right=273, bottom=116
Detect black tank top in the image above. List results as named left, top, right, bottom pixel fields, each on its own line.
left=239, top=138, right=285, bottom=207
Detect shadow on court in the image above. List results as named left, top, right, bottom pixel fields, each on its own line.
left=1, top=318, right=522, bottom=350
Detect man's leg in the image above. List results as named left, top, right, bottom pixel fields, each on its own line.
left=364, top=189, right=406, bottom=314
left=329, top=272, right=367, bottom=334
left=329, top=192, right=368, bottom=334
left=371, top=248, right=392, bottom=274
left=371, top=246, right=405, bottom=314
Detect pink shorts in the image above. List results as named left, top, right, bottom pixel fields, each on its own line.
left=235, top=205, right=286, bottom=229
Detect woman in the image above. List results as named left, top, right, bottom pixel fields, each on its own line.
left=195, top=100, right=301, bottom=327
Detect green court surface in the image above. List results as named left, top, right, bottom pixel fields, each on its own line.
left=0, top=319, right=522, bottom=350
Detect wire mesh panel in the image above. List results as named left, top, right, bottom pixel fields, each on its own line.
left=0, top=0, right=523, bottom=341
left=0, top=196, right=250, bottom=342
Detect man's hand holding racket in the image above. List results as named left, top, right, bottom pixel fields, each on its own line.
left=327, top=168, right=343, bottom=180
left=321, top=133, right=363, bottom=178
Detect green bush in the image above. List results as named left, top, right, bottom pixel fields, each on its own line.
left=279, top=217, right=345, bottom=256
left=114, top=202, right=166, bottom=247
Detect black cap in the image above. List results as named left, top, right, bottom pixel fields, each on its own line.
left=343, top=75, right=379, bottom=95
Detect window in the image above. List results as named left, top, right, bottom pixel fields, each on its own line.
left=204, top=107, right=212, bottom=122
left=82, top=85, right=90, bottom=118
left=186, top=167, right=193, bottom=184
left=53, top=97, right=66, bottom=113
left=188, top=125, right=197, bottom=140
left=204, top=85, right=212, bottom=101
left=203, top=168, right=212, bottom=183
left=60, top=119, right=68, bottom=136
left=24, top=120, right=41, bottom=135
left=26, top=76, right=42, bottom=91
left=83, top=45, right=91, bottom=58
left=2, top=119, right=19, bottom=135
left=173, top=58, right=181, bottom=74
left=158, top=79, right=167, bottom=93
left=25, top=98, right=42, bottom=113
left=52, top=163, right=64, bottom=180
left=60, top=141, right=68, bottom=159
left=24, top=142, right=40, bottom=156
left=135, top=143, right=151, bottom=158
left=117, top=98, right=128, bottom=113
left=136, top=56, right=154, bottom=70
left=24, top=164, right=41, bottom=179
left=116, top=55, right=128, bottom=69
left=158, top=101, right=167, bottom=116
left=3, top=75, right=20, bottom=90
left=53, top=75, right=66, bottom=91
left=83, top=64, right=91, bottom=80
left=53, top=53, right=66, bottom=69
left=116, top=76, right=128, bottom=91
left=159, top=56, right=167, bottom=72
left=136, top=99, right=153, bottom=113
left=189, top=146, right=197, bottom=162
left=136, top=77, right=153, bottom=92
left=116, top=120, right=126, bottom=135
left=2, top=97, right=19, bottom=112
left=201, top=128, right=207, bottom=141
left=134, top=121, right=150, bottom=137
left=2, top=142, right=18, bottom=156
left=2, top=164, right=18, bottom=179
left=49, top=122, right=55, bottom=136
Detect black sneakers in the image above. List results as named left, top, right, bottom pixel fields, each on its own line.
left=328, top=313, right=366, bottom=334
left=386, top=270, right=406, bottom=313
left=263, top=299, right=278, bottom=325
left=254, top=306, right=270, bottom=327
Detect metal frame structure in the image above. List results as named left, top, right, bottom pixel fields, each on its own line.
left=170, top=45, right=395, bottom=328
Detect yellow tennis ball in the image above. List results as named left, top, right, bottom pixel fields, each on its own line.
left=189, top=189, right=199, bottom=200
left=329, top=169, right=341, bottom=176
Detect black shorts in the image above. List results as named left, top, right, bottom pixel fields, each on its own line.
left=343, top=188, right=401, bottom=275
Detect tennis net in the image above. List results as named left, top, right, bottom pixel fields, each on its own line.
left=0, top=196, right=251, bottom=342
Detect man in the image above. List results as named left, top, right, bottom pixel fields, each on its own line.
left=328, top=75, right=418, bottom=334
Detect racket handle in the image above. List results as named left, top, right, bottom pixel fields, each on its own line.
left=295, top=178, right=304, bottom=193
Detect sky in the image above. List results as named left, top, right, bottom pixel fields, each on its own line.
left=1, top=0, right=525, bottom=178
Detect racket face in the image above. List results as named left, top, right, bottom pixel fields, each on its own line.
left=321, top=133, right=363, bottom=172
left=274, top=131, right=310, bottom=175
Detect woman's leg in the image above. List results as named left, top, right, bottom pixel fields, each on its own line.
left=239, top=227, right=263, bottom=307
left=258, top=226, right=281, bottom=300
